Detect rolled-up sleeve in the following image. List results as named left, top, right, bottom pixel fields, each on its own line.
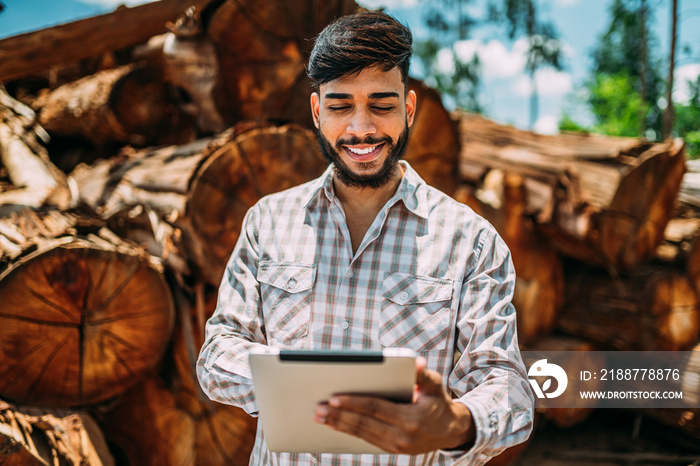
left=444, top=226, right=535, bottom=465
left=196, top=205, right=267, bottom=416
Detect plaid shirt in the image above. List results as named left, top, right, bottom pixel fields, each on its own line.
left=197, top=161, right=534, bottom=466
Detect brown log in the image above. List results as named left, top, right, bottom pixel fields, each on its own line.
left=0, top=0, right=211, bottom=83
left=523, top=335, right=605, bottom=428
left=457, top=112, right=686, bottom=271
left=168, top=285, right=257, bottom=463
left=454, top=172, right=563, bottom=346
left=100, top=299, right=256, bottom=466
left=0, top=211, right=174, bottom=407
left=34, top=64, right=193, bottom=147
left=98, top=375, right=196, bottom=465
left=405, top=79, right=460, bottom=196
left=558, top=264, right=700, bottom=351
left=74, top=123, right=326, bottom=285
left=0, top=88, right=72, bottom=211
left=206, top=0, right=358, bottom=127
left=637, top=342, right=700, bottom=442
left=0, top=400, right=114, bottom=466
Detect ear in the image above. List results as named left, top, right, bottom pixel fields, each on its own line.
left=310, top=92, right=320, bottom=129
left=405, top=89, right=416, bottom=128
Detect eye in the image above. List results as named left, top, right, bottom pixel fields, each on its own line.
left=328, top=105, right=351, bottom=111
left=372, top=105, right=395, bottom=112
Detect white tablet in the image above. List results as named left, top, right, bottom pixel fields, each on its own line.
left=249, top=347, right=417, bottom=454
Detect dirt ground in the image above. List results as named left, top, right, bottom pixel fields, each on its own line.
left=512, top=410, right=700, bottom=466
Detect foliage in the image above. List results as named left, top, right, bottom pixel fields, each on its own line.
left=488, top=0, right=565, bottom=127
left=674, top=75, right=700, bottom=158
left=563, top=0, right=663, bottom=139
left=589, top=72, right=649, bottom=137
left=413, top=0, right=482, bottom=112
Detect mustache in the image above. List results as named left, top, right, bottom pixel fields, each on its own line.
left=335, top=135, right=392, bottom=149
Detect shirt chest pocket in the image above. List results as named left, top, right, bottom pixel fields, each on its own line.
left=258, top=262, right=316, bottom=349
left=379, top=272, right=454, bottom=353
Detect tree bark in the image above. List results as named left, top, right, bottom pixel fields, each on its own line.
left=73, top=122, right=326, bottom=286
left=405, top=79, right=460, bottom=196
left=523, top=335, right=605, bottom=428
left=457, top=112, right=686, bottom=271
left=454, top=171, right=563, bottom=346
left=558, top=264, right=700, bottom=351
left=0, top=401, right=114, bottom=466
left=0, top=212, right=174, bottom=407
left=34, top=64, right=192, bottom=147
left=0, top=88, right=72, bottom=211
left=0, top=0, right=211, bottom=83
left=206, top=0, right=358, bottom=127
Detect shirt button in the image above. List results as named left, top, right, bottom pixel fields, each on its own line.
left=400, top=291, right=409, bottom=300
left=346, top=269, right=353, bottom=278
left=287, top=278, right=297, bottom=290
left=340, top=320, right=349, bottom=330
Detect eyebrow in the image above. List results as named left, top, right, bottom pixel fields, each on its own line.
left=323, top=92, right=400, bottom=100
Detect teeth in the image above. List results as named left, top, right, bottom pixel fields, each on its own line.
left=347, top=145, right=378, bottom=155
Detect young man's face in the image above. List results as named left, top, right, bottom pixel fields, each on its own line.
left=310, top=66, right=417, bottom=189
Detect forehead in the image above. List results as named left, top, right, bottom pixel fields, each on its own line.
left=319, top=66, right=404, bottom=98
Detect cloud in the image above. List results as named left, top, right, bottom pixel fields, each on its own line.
left=356, top=0, right=418, bottom=9
left=76, top=0, right=157, bottom=6
left=533, top=115, right=560, bottom=135
left=512, top=68, right=572, bottom=97
left=674, top=64, right=700, bottom=104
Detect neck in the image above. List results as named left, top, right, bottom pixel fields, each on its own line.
left=333, top=164, right=404, bottom=214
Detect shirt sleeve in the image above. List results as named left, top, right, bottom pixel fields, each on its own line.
left=443, top=224, right=535, bottom=464
left=196, top=205, right=267, bottom=416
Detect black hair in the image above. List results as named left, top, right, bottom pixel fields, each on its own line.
left=307, top=11, right=413, bottom=90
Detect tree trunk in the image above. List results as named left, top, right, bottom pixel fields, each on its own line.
left=34, top=64, right=192, bottom=147
left=206, top=0, right=358, bottom=127
left=0, top=88, right=72, bottom=211
left=637, top=341, right=700, bottom=442
left=73, top=123, right=326, bottom=286
left=98, top=375, right=197, bottom=466
left=558, top=264, right=700, bottom=351
left=0, top=211, right=174, bottom=407
left=454, top=171, right=563, bottom=346
left=457, top=112, right=686, bottom=271
left=0, top=0, right=211, bottom=83
left=405, top=79, right=460, bottom=196
left=523, top=335, right=605, bottom=428
left=0, top=401, right=114, bottom=466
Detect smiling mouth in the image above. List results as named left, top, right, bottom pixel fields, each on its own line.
left=343, top=143, right=385, bottom=161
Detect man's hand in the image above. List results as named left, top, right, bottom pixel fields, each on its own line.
left=313, top=357, right=476, bottom=454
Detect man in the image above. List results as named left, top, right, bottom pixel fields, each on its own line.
left=197, top=11, right=533, bottom=466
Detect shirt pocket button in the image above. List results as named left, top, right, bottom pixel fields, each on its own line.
left=287, top=278, right=297, bottom=290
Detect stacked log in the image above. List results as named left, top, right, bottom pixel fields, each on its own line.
left=458, top=112, right=686, bottom=271
left=0, top=400, right=114, bottom=465
left=73, top=122, right=327, bottom=286
left=0, top=210, right=174, bottom=408
left=1, top=0, right=700, bottom=463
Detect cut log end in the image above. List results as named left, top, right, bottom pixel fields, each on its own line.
left=0, top=241, right=174, bottom=407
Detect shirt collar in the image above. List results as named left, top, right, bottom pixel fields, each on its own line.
left=302, top=161, right=430, bottom=220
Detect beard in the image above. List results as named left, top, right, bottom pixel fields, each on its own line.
left=316, top=122, right=410, bottom=190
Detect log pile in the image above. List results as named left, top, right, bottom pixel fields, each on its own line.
left=0, top=0, right=698, bottom=464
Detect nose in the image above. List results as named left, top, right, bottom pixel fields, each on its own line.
left=346, top=108, right=376, bottom=139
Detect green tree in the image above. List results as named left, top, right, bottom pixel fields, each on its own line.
left=414, top=0, right=482, bottom=112
left=674, top=75, right=700, bottom=158
left=564, top=0, right=663, bottom=139
left=489, top=0, right=565, bottom=129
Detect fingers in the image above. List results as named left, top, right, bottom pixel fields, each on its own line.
left=319, top=395, right=405, bottom=425
left=314, top=398, right=417, bottom=454
left=416, top=366, right=446, bottom=397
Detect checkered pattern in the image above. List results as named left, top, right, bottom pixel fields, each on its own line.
left=197, top=162, right=534, bottom=466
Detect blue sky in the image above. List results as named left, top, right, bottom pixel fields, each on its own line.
left=1, top=0, right=699, bottom=134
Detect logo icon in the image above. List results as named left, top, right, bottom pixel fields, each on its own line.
left=528, top=359, right=568, bottom=398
